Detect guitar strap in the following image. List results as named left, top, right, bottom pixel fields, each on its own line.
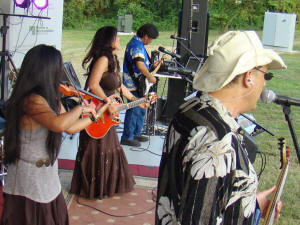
left=124, top=55, right=140, bottom=88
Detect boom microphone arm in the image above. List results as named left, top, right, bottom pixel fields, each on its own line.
left=173, top=37, right=202, bottom=63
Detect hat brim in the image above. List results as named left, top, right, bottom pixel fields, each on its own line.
left=193, top=49, right=287, bottom=92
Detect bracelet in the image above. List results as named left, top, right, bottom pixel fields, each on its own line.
left=130, top=96, right=137, bottom=101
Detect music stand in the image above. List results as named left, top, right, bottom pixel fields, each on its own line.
left=0, top=13, right=50, bottom=100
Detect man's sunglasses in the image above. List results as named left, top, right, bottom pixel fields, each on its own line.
left=254, top=68, right=273, bottom=80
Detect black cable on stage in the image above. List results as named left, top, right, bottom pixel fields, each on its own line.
left=127, top=135, right=162, bottom=157
left=128, top=147, right=162, bottom=157
left=75, top=187, right=158, bottom=218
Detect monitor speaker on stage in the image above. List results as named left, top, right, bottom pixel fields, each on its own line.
left=164, top=0, right=209, bottom=121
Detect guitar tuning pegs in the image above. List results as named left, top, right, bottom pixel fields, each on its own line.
left=278, top=137, right=285, bottom=145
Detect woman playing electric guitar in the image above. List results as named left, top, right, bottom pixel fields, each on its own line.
left=70, top=26, right=144, bottom=199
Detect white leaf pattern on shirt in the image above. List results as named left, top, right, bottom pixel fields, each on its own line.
left=183, top=128, right=236, bottom=179
left=226, top=163, right=258, bottom=217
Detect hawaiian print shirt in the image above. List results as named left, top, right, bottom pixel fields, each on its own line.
left=155, top=93, right=259, bottom=225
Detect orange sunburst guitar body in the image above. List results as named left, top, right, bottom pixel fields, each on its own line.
left=83, top=93, right=158, bottom=139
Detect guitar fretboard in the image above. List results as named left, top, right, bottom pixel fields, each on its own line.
left=263, top=163, right=289, bottom=225
left=117, top=98, right=146, bottom=112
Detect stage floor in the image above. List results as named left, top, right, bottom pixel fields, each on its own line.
left=0, top=170, right=158, bottom=225
left=58, top=111, right=167, bottom=178
left=68, top=185, right=156, bottom=225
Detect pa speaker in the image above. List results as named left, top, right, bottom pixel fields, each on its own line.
left=177, top=0, right=209, bottom=58
left=164, top=0, right=209, bottom=120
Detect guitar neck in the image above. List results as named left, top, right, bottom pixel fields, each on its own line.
left=117, top=98, right=147, bottom=111
left=263, top=163, right=290, bottom=225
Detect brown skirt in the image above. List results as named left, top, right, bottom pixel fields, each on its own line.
left=0, top=192, right=68, bottom=225
left=70, top=127, right=135, bottom=199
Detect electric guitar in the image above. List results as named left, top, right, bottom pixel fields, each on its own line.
left=83, top=93, right=158, bottom=139
left=262, top=138, right=290, bottom=225
left=139, top=56, right=166, bottom=96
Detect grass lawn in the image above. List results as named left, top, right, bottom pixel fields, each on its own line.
left=62, top=29, right=300, bottom=225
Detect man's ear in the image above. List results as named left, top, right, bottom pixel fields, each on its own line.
left=243, top=70, right=254, bottom=88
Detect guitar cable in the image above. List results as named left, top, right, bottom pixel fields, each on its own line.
left=256, top=149, right=267, bottom=180
left=127, top=135, right=162, bottom=157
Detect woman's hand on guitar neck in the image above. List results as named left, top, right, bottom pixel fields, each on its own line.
left=102, top=96, right=118, bottom=116
left=257, top=186, right=282, bottom=220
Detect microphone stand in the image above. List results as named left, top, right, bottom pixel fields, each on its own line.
left=175, top=39, right=203, bottom=63
left=282, top=104, right=300, bottom=165
left=174, top=39, right=205, bottom=95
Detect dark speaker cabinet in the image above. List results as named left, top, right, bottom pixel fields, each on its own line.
left=165, top=0, right=209, bottom=120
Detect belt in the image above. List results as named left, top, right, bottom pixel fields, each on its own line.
left=20, top=158, right=51, bottom=167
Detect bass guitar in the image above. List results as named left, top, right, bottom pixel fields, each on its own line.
left=262, top=137, right=290, bottom=225
left=83, top=93, right=158, bottom=139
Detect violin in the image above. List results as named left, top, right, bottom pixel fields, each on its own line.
left=59, top=83, right=105, bottom=123
left=59, top=83, right=104, bottom=102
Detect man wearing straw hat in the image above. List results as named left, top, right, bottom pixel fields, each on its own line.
left=155, top=31, right=286, bottom=225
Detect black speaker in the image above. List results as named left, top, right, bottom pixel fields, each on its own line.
left=164, top=0, right=209, bottom=120
left=177, top=0, right=209, bottom=58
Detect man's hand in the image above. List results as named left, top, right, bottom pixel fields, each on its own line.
left=139, top=101, right=150, bottom=109
left=147, top=76, right=157, bottom=84
left=153, top=60, right=162, bottom=67
left=136, top=61, right=157, bottom=84
left=257, top=186, right=282, bottom=220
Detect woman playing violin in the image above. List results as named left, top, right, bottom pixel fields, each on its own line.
left=1, top=45, right=107, bottom=225
left=70, top=26, right=139, bottom=199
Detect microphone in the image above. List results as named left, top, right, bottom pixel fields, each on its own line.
left=158, top=46, right=181, bottom=59
left=170, top=35, right=188, bottom=41
left=261, top=89, right=300, bottom=107
left=166, top=66, right=195, bottom=76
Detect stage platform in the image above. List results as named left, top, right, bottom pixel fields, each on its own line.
left=58, top=111, right=167, bottom=178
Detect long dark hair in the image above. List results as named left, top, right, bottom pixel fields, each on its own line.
left=4, top=44, right=63, bottom=165
left=82, top=26, right=120, bottom=74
